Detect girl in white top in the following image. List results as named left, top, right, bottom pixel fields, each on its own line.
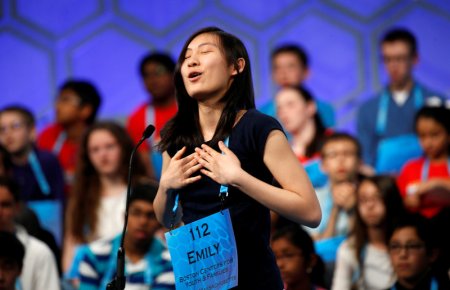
left=63, top=121, right=148, bottom=272
left=332, top=175, right=406, bottom=290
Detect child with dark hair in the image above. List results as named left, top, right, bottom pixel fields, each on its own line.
left=332, top=175, right=406, bottom=290
left=0, top=177, right=59, bottom=290
left=260, top=44, right=336, bottom=128
left=0, top=231, right=25, bottom=290
left=386, top=213, right=449, bottom=290
left=397, top=105, right=450, bottom=218
left=71, top=182, right=175, bottom=289
left=37, top=79, right=102, bottom=186
left=127, top=51, right=178, bottom=180
left=0, top=105, right=64, bottom=202
left=272, top=226, right=326, bottom=290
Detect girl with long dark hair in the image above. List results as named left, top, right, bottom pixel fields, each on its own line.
left=154, top=27, right=321, bottom=289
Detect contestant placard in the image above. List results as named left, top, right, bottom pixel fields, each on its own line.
left=165, top=209, right=238, bottom=290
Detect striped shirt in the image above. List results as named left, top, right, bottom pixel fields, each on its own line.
left=77, top=235, right=175, bottom=290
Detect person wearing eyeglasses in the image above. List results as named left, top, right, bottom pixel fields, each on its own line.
left=386, top=213, right=449, bottom=290
left=356, top=28, right=446, bottom=173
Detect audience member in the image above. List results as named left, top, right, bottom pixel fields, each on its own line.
left=37, top=80, right=102, bottom=187
left=397, top=106, right=450, bottom=218
left=386, top=213, right=449, bottom=290
left=63, top=121, right=147, bottom=272
left=72, top=182, right=175, bottom=289
left=0, top=105, right=64, bottom=202
left=332, top=175, right=405, bottom=290
left=0, top=177, right=59, bottom=290
left=308, top=133, right=361, bottom=241
left=126, top=52, right=178, bottom=180
left=357, top=28, right=446, bottom=170
left=0, top=145, right=12, bottom=177
left=261, top=44, right=335, bottom=128
left=272, top=226, right=326, bottom=290
left=0, top=231, right=25, bottom=290
left=275, top=85, right=330, bottom=188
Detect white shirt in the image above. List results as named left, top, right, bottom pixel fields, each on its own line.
left=332, top=239, right=396, bottom=290
left=15, top=225, right=60, bottom=290
left=95, top=191, right=126, bottom=240
left=392, top=91, right=409, bottom=106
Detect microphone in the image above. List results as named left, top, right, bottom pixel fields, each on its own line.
left=107, top=124, right=155, bottom=290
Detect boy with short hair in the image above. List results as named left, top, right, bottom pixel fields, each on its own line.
left=74, top=182, right=175, bottom=289
left=0, top=105, right=64, bottom=202
left=260, top=44, right=335, bottom=128
left=0, top=177, right=59, bottom=290
left=37, top=80, right=102, bottom=185
left=387, top=213, right=449, bottom=289
left=306, top=132, right=362, bottom=240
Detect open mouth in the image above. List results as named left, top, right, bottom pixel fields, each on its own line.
left=188, top=71, right=202, bottom=79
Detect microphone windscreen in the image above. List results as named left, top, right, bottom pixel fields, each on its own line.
left=142, top=124, right=156, bottom=139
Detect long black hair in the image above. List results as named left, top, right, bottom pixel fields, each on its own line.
left=158, top=27, right=255, bottom=153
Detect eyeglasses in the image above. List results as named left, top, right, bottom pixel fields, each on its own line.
left=388, top=242, right=425, bottom=254
left=0, top=122, right=27, bottom=134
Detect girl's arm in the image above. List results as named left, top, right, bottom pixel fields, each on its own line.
left=154, top=148, right=203, bottom=228
left=196, top=130, right=321, bottom=227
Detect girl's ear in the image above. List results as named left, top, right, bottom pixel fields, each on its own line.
left=231, top=58, right=246, bottom=76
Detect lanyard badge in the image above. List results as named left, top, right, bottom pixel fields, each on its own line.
left=165, top=137, right=238, bottom=289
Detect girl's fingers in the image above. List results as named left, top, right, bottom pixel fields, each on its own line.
left=200, top=168, right=214, bottom=179
left=184, top=175, right=201, bottom=185
left=195, top=147, right=214, bottom=163
left=200, top=144, right=219, bottom=158
left=218, top=141, right=231, bottom=154
left=172, top=146, right=186, bottom=160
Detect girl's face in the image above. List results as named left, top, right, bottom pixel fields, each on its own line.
left=181, top=33, right=238, bottom=103
left=416, top=117, right=449, bottom=160
left=87, top=129, right=122, bottom=177
left=275, top=88, right=315, bottom=134
left=272, top=237, right=308, bottom=286
left=357, top=180, right=386, bottom=227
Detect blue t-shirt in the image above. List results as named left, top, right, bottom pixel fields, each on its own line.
left=169, top=109, right=284, bottom=290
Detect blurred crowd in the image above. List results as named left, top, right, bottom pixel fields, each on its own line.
left=0, top=27, right=448, bottom=290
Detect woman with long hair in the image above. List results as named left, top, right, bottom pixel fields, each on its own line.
left=275, top=85, right=328, bottom=163
left=63, top=121, right=147, bottom=272
left=332, top=175, right=406, bottom=290
left=154, top=27, right=321, bottom=289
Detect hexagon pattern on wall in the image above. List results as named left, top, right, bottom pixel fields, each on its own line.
left=0, top=30, right=53, bottom=124
left=1, top=1, right=449, bottom=130
left=12, top=0, right=102, bottom=38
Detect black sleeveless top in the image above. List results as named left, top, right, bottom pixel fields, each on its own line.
left=169, top=109, right=284, bottom=289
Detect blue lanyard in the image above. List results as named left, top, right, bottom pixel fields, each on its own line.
left=421, top=158, right=450, bottom=181
left=28, top=150, right=51, bottom=196
left=171, top=137, right=230, bottom=219
left=376, top=84, right=424, bottom=135
left=391, top=278, right=438, bottom=290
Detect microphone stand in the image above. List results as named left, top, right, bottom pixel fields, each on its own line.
left=107, top=125, right=155, bottom=290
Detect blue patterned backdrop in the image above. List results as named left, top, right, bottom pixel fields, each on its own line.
left=1, top=0, right=449, bottom=132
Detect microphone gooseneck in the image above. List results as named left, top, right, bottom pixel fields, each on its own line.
left=107, top=124, right=155, bottom=290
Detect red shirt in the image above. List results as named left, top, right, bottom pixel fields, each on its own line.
left=37, top=124, right=78, bottom=185
left=126, top=100, right=178, bottom=152
left=397, top=157, right=450, bottom=218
